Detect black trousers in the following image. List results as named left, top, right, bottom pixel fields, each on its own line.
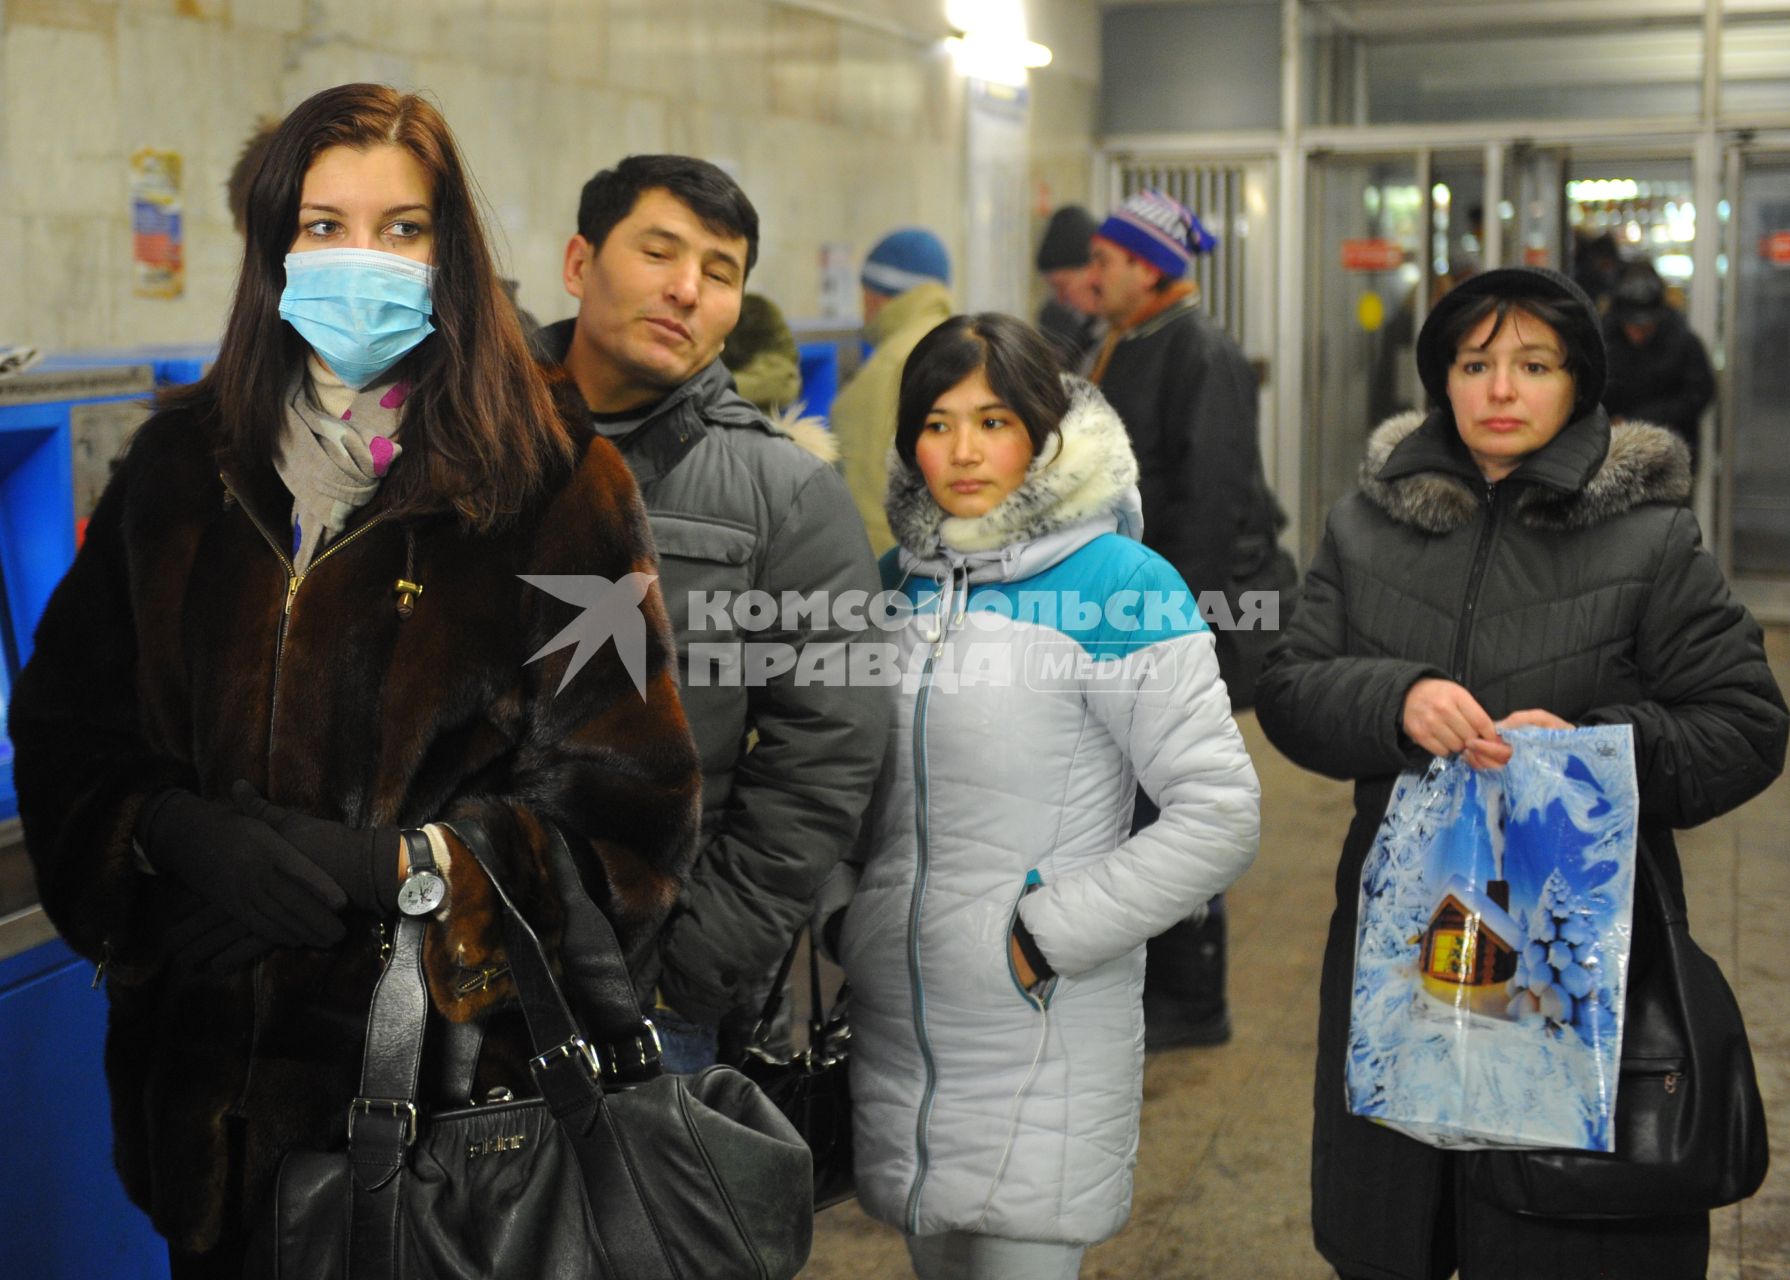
left=1134, top=790, right=1227, bottom=1022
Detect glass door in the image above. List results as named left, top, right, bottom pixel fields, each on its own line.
left=1304, top=150, right=1493, bottom=549
left=1722, top=149, right=1790, bottom=609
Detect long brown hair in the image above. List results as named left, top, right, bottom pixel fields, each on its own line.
left=167, top=83, right=571, bottom=529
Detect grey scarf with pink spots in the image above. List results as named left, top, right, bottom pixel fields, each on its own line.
left=274, top=372, right=410, bottom=572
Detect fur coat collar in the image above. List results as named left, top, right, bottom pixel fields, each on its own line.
left=886, top=375, right=1143, bottom=583
left=1360, top=406, right=1691, bottom=535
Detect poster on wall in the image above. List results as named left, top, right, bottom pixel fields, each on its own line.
left=130, top=148, right=184, bottom=299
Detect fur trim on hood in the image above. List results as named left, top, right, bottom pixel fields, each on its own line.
left=766, top=403, right=839, bottom=464
left=885, top=375, right=1141, bottom=558
left=1360, top=409, right=1691, bottom=534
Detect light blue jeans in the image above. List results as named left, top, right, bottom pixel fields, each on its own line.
left=904, top=1231, right=1086, bottom=1280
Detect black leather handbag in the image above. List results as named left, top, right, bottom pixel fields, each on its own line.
left=268, top=823, right=814, bottom=1279
left=1467, top=844, right=1769, bottom=1219
left=739, top=929, right=855, bottom=1210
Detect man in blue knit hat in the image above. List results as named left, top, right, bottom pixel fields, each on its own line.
left=1090, top=190, right=1294, bottom=1050
left=831, top=227, right=955, bottom=552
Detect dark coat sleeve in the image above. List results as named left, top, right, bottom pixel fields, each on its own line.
left=8, top=414, right=201, bottom=978
left=1651, top=329, right=1715, bottom=435
left=1159, top=324, right=1261, bottom=598
left=1577, top=508, right=1787, bottom=827
left=1255, top=513, right=1447, bottom=780
left=433, top=435, right=704, bottom=1015
left=651, top=464, right=890, bottom=1023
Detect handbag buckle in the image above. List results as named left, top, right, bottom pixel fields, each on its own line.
left=348, top=1098, right=418, bottom=1147
left=610, top=1018, right=663, bottom=1083
left=530, top=1022, right=663, bottom=1086
left=531, top=1036, right=604, bottom=1081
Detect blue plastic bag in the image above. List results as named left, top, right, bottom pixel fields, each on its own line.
left=1347, top=726, right=1639, bottom=1151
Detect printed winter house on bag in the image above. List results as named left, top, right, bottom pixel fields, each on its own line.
left=1348, top=726, right=1640, bottom=1152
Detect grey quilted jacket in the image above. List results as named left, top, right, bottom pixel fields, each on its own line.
left=538, top=321, right=890, bottom=1024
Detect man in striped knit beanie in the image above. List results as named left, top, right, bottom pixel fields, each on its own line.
left=1089, top=189, right=1295, bottom=1052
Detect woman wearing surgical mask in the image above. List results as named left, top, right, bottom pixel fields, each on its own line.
left=8, top=83, right=701, bottom=1277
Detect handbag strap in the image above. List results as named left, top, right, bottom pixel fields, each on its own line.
left=448, top=822, right=677, bottom=1280
left=444, top=821, right=662, bottom=1083
left=1635, top=840, right=1687, bottom=930
left=345, top=819, right=673, bottom=1280
left=347, top=907, right=427, bottom=1276
left=746, top=928, right=807, bottom=1051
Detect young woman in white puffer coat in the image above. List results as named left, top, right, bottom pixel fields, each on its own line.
left=821, top=313, right=1261, bottom=1279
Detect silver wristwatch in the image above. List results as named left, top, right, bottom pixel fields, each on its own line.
left=396, top=828, right=448, bottom=917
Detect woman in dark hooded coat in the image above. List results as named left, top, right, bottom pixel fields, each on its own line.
left=1257, top=265, right=1785, bottom=1280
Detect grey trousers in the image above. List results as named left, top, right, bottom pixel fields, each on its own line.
left=904, top=1231, right=1086, bottom=1280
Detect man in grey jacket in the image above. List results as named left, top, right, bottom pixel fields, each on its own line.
left=539, top=154, right=887, bottom=1069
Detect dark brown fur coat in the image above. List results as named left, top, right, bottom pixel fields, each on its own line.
left=8, top=400, right=701, bottom=1252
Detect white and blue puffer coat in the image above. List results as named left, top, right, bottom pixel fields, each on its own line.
left=840, top=377, right=1261, bottom=1245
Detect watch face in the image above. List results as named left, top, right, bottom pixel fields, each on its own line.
left=397, top=868, right=447, bottom=916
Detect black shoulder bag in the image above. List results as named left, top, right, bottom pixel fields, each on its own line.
left=1467, top=843, right=1769, bottom=1218
left=268, top=822, right=814, bottom=1279
left=738, top=928, right=854, bottom=1210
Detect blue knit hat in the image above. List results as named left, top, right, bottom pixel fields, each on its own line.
left=862, top=228, right=951, bottom=296
left=1095, top=191, right=1217, bottom=281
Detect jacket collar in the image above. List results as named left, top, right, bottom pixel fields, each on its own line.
left=1363, top=406, right=1690, bottom=534
left=887, top=376, right=1144, bottom=584
left=537, top=319, right=769, bottom=485
left=867, top=281, right=954, bottom=347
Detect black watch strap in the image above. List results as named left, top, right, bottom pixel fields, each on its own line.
left=402, top=828, right=435, bottom=875
left=396, top=828, right=447, bottom=917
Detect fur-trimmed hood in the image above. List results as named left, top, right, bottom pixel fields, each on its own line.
left=885, top=375, right=1143, bottom=581
left=1360, top=407, right=1690, bottom=534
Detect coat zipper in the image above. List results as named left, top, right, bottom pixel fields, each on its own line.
left=1448, top=481, right=1504, bottom=683
left=903, top=584, right=953, bottom=1234
left=218, top=474, right=391, bottom=1116
left=220, top=476, right=391, bottom=759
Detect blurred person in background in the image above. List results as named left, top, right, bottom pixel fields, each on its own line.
left=1034, top=204, right=1105, bottom=371
left=1087, top=188, right=1294, bottom=1051
left=1602, top=259, right=1714, bottom=473
left=831, top=227, right=955, bottom=553
left=722, top=291, right=803, bottom=413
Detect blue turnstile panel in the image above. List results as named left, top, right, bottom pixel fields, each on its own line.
left=796, top=341, right=841, bottom=424
left=2, top=354, right=173, bottom=1276
left=0, top=940, right=169, bottom=1279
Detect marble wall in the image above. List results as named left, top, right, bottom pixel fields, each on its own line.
left=0, top=0, right=1099, bottom=351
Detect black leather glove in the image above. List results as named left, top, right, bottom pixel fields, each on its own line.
left=137, top=788, right=348, bottom=949
left=229, top=780, right=402, bottom=915
left=164, top=899, right=273, bottom=974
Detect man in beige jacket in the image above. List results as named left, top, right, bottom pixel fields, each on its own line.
left=829, top=227, right=954, bottom=553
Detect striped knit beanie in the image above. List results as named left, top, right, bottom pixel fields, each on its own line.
left=1095, top=191, right=1218, bottom=281
left=862, top=228, right=952, bottom=297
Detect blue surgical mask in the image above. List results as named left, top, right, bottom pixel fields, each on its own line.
left=278, top=248, right=437, bottom=390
